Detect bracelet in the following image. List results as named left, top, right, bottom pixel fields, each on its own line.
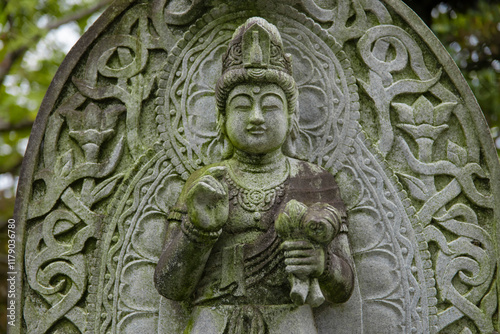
left=340, top=217, right=348, bottom=233
left=340, top=223, right=348, bottom=233
left=319, top=247, right=332, bottom=280
left=168, top=207, right=187, bottom=222
left=181, top=216, right=221, bottom=244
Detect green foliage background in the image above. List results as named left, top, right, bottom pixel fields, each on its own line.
left=0, top=0, right=499, bottom=332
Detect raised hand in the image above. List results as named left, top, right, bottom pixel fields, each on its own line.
left=186, top=166, right=229, bottom=232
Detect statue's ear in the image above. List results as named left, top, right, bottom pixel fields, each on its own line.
left=289, top=113, right=299, bottom=141
left=283, top=111, right=300, bottom=158
left=288, top=98, right=300, bottom=140
left=216, top=112, right=226, bottom=135
left=216, top=112, right=234, bottom=159
left=221, top=135, right=234, bottom=159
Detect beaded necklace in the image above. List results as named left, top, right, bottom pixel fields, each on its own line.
left=226, top=159, right=289, bottom=222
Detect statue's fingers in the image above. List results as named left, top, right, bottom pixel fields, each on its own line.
left=285, top=257, right=315, bottom=266
left=196, top=180, right=219, bottom=194
left=284, top=249, right=316, bottom=258
left=188, top=180, right=211, bottom=199
left=202, top=167, right=227, bottom=194
left=285, top=265, right=313, bottom=276
left=199, top=175, right=226, bottom=196
left=281, top=240, right=314, bottom=251
left=203, top=166, right=227, bottom=181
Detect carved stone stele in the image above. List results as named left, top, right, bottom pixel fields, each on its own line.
left=14, top=0, right=500, bottom=333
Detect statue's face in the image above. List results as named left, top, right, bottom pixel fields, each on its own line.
left=225, top=83, right=288, bottom=155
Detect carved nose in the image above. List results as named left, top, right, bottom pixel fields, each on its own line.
left=249, top=106, right=265, bottom=125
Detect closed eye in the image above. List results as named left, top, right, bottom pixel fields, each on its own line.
left=261, top=93, right=284, bottom=112
left=262, top=105, right=280, bottom=112
left=228, top=94, right=252, bottom=111
left=234, top=105, right=252, bottom=111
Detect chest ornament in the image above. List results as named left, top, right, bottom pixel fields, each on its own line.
left=226, top=161, right=289, bottom=222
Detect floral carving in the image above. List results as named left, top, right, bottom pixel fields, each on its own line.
left=17, top=1, right=499, bottom=333
left=63, top=103, right=125, bottom=161
left=24, top=97, right=125, bottom=332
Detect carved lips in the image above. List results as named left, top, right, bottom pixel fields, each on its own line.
left=246, top=125, right=267, bottom=135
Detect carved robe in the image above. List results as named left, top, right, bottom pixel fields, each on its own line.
left=155, top=158, right=354, bottom=333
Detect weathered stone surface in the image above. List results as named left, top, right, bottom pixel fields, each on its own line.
left=14, top=0, right=500, bottom=333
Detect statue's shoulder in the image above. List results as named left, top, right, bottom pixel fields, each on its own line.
left=288, top=157, right=333, bottom=180
left=286, top=157, right=345, bottom=213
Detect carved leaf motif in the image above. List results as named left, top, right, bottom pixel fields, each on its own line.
left=434, top=102, right=457, bottom=125
left=391, top=102, right=414, bottom=124
left=90, top=173, right=124, bottom=206
left=447, top=140, right=467, bottom=167
left=59, top=150, right=74, bottom=178
left=413, top=96, right=434, bottom=125
left=396, top=172, right=429, bottom=201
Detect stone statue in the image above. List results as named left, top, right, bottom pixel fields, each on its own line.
left=14, top=0, right=500, bottom=333
left=154, top=17, right=354, bottom=333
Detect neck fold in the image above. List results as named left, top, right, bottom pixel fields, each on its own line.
left=231, top=149, right=286, bottom=173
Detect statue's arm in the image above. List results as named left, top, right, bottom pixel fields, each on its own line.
left=318, top=219, right=355, bottom=303
left=154, top=165, right=228, bottom=301
left=154, top=214, right=218, bottom=301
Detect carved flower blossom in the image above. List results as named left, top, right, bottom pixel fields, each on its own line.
left=392, top=96, right=456, bottom=140
left=62, top=103, right=125, bottom=161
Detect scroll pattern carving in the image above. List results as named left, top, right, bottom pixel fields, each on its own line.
left=298, top=0, right=393, bottom=44
left=20, top=0, right=498, bottom=333
left=355, top=14, right=497, bottom=334
left=24, top=95, right=125, bottom=333
left=72, top=3, right=165, bottom=159
left=23, top=2, right=175, bottom=332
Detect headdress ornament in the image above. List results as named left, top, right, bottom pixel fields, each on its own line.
left=222, top=17, right=293, bottom=76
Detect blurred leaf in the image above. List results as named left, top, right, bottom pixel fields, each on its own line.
left=430, top=0, right=500, bottom=150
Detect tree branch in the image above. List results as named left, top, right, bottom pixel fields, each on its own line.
left=45, top=0, right=114, bottom=31
left=0, top=0, right=113, bottom=86
left=0, top=120, right=34, bottom=132
left=0, top=46, right=28, bottom=87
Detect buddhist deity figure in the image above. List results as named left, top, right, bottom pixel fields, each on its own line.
left=155, top=17, right=355, bottom=334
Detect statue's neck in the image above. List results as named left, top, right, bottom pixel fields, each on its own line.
left=230, top=149, right=286, bottom=173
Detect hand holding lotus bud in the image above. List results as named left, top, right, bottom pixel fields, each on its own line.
left=276, top=200, right=341, bottom=307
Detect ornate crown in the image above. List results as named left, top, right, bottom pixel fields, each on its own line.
left=221, top=17, right=293, bottom=76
